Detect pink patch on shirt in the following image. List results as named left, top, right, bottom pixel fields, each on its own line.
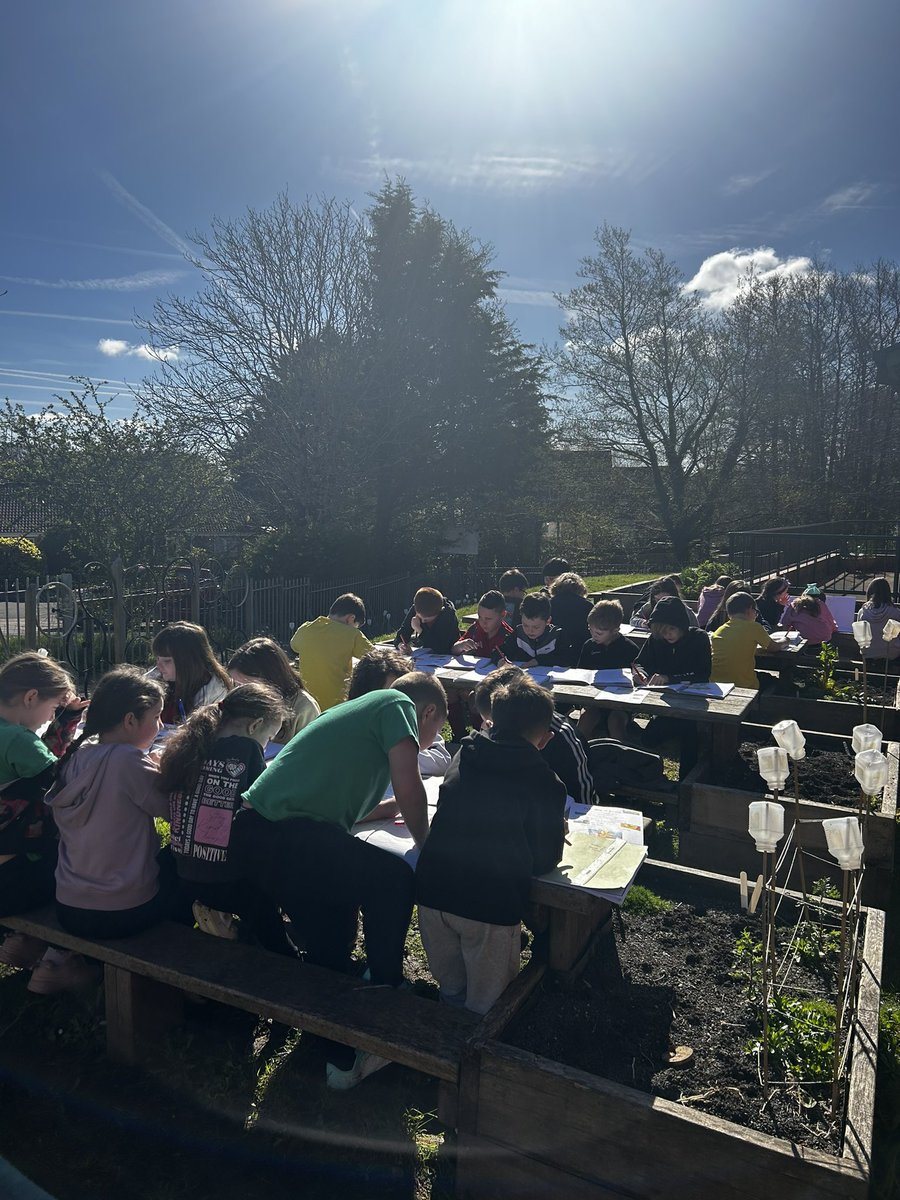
left=193, top=807, right=233, bottom=847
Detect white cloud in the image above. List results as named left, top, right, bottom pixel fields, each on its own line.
left=685, top=247, right=812, bottom=310
left=98, top=338, right=178, bottom=361
left=819, top=182, right=877, bottom=213
left=330, top=148, right=666, bottom=191
left=721, top=168, right=774, bottom=196
left=0, top=268, right=184, bottom=292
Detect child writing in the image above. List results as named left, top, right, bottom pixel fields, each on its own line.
left=711, top=592, right=781, bottom=690
left=47, top=668, right=173, bottom=946
left=576, top=600, right=639, bottom=742
left=159, top=682, right=293, bottom=952
left=452, top=591, right=512, bottom=660
left=706, top=579, right=752, bottom=633
left=228, top=637, right=320, bottom=745
left=632, top=577, right=699, bottom=630
left=633, top=596, right=711, bottom=774
left=754, top=578, right=791, bottom=632
left=396, top=588, right=463, bottom=738
left=291, top=593, right=373, bottom=711
left=395, top=587, right=461, bottom=655
left=416, top=677, right=566, bottom=1013
left=0, top=653, right=86, bottom=974
left=500, top=593, right=564, bottom=667
left=779, top=585, right=838, bottom=647
left=474, top=667, right=595, bottom=807
left=348, top=647, right=451, bottom=776
left=149, top=622, right=231, bottom=724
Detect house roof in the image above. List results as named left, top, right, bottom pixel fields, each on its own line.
left=0, top=489, right=66, bottom=539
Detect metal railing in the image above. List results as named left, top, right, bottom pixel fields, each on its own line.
left=727, top=523, right=900, bottom=595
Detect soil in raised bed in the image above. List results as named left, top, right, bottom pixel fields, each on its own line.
left=714, top=741, right=871, bottom=808
left=505, top=898, right=849, bottom=1155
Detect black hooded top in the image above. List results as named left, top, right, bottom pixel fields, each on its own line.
left=415, top=731, right=566, bottom=925
left=635, top=596, right=712, bottom=682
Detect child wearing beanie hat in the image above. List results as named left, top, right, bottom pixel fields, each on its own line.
left=633, top=597, right=712, bottom=776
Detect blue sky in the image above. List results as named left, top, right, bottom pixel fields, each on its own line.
left=2, top=0, right=898, bottom=414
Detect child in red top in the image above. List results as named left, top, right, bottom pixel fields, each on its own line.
left=453, top=592, right=512, bottom=659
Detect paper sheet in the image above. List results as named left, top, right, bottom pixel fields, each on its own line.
left=666, top=681, right=735, bottom=698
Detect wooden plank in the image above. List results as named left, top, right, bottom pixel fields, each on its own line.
left=547, top=904, right=609, bottom=973
left=1, top=908, right=478, bottom=1082
left=455, top=1131, right=636, bottom=1199
left=756, top=693, right=899, bottom=740
left=473, top=1043, right=868, bottom=1199
left=104, top=966, right=183, bottom=1065
left=843, top=906, right=884, bottom=1173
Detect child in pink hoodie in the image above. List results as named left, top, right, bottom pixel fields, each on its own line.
left=779, top=585, right=838, bottom=646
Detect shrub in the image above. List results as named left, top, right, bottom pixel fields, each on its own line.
left=0, top=536, right=43, bottom=580
left=679, top=560, right=740, bottom=598
left=623, top=886, right=672, bottom=916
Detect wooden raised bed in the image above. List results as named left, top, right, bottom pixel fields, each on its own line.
left=677, top=742, right=898, bottom=907
left=754, top=691, right=900, bottom=741
left=453, top=860, right=884, bottom=1200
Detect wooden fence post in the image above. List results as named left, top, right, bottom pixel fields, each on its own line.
left=110, top=557, right=127, bottom=665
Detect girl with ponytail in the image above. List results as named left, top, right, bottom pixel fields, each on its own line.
left=159, top=683, right=294, bottom=952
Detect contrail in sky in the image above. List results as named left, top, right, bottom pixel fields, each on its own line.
left=98, top=170, right=194, bottom=258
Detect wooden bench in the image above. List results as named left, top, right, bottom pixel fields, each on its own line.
left=0, top=907, right=480, bottom=1078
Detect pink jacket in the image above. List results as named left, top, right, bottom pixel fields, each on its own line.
left=779, top=599, right=838, bottom=644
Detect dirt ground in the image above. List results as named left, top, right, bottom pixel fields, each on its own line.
left=715, top=741, right=868, bottom=806
left=505, top=894, right=846, bottom=1155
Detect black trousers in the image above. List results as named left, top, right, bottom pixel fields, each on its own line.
left=233, top=809, right=415, bottom=987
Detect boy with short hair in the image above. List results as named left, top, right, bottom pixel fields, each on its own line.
left=237, top=671, right=447, bottom=1088
left=578, top=600, right=638, bottom=670
left=711, top=591, right=780, bottom=690
left=395, top=587, right=461, bottom=655
left=474, top=667, right=596, bottom=806
left=290, top=593, right=373, bottom=711
left=498, top=568, right=528, bottom=628
left=416, top=679, right=566, bottom=1013
left=453, top=590, right=512, bottom=659
left=576, top=600, right=639, bottom=741
left=500, top=593, right=564, bottom=666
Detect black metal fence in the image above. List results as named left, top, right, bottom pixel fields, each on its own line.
left=727, top=522, right=900, bottom=595
left=0, top=560, right=412, bottom=691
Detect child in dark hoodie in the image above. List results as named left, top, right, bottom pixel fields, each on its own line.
left=416, top=679, right=566, bottom=1014
left=633, top=595, right=711, bottom=776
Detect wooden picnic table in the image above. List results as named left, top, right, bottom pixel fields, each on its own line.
left=353, top=777, right=641, bottom=976
left=548, top=678, right=758, bottom=770
left=433, top=663, right=758, bottom=772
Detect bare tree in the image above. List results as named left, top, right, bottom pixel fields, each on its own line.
left=137, top=192, right=369, bottom=454
left=557, top=225, right=750, bottom=564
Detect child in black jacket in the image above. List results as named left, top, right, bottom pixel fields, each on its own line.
left=633, top=595, right=711, bottom=776
left=416, top=680, right=565, bottom=1014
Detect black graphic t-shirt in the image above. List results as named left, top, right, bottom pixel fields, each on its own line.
left=169, top=735, right=265, bottom=881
